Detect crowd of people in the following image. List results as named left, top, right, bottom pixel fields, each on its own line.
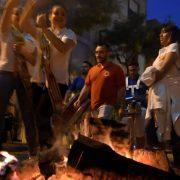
left=0, top=0, right=179, bottom=167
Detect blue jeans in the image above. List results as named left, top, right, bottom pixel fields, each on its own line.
left=0, top=71, right=38, bottom=154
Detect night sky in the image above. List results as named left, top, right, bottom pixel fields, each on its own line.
left=147, top=0, right=180, bottom=27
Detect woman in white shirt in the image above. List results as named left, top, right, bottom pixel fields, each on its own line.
left=0, top=1, right=39, bottom=155
left=142, top=24, right=180, bottom=146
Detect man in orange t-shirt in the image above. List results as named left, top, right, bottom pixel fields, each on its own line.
left=75, top=43, right=125, bottom=121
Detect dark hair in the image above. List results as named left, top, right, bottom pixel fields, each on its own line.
left=83, top=61, right=92, bottom=67
left=127, top=55, right=139, bottom=67
left=127, top=61, right=139, bottom=67
left=96, top=42, right=110, bottom=50
left=49, top=5, right=68, bottom=16
left=162, top=23, right=180, bottom=43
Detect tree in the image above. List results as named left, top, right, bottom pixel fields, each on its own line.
left=101, top=14, right=162, bottom=65
left=41, top=0, right=118, bottom=34
left=0, top=0, right=118, bottom=34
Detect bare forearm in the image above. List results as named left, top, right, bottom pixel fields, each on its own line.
left=78, top=85, right=90, bottom=104
left=19, top=1, right=37, bottom=38
left=42, top=28, right=75, bottom=53
left=0, top=0, right=19, bottom=34
left=117, top=87, right=126, bottom=107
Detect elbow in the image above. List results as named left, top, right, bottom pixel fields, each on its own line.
left=55, top=43, right=73, bottom=54
left=56, top=46, right=69, bottom=54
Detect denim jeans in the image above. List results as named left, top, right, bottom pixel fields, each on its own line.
left=0, top=71, right=38, bottom=154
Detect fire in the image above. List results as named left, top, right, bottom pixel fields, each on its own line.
left=107, top=132, right=169, bottom=172
left=1, top=122, right=171, bottom=179
left=0, top=151, right=18, bottom=176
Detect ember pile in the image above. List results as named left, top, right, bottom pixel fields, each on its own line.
left=2, top=135, right=178, bottom=180
left=1, top=124, right=178, bottom=179
left=0, top=151, right=18, bottom=178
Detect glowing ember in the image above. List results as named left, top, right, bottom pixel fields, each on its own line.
left=3, top=124, right=171, bottom=179
left=0, top=151, right=18, bottom=176
left=90, top=123, right=169, bottom=172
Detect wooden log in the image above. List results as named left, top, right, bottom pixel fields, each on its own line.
left=68, top=135, right=178, bottom=179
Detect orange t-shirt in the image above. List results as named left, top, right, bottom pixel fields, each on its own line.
left=85, top=61, right=125, bottom=110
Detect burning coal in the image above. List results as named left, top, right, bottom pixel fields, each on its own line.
left=0, top=151, right=18, bottom=177
left=1, top=119, right=176, bottom=179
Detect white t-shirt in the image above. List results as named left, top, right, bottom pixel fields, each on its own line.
left=49, top=27, right=77, bottom=84
left=26, top=35, right=45, bottom=83
left=0, top=33, right=15, bottom=72
left=153, top=42, right=180, bottom=78
left=0, top=32, right=36, bottom=73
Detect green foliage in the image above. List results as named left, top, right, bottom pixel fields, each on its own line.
left=102, top=14, right=162, bottom=64
left=47, top=0, right=118, bottom=34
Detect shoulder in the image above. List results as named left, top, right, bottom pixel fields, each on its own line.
left=60, top=28, right=77, bottom=43
left=88, top=65, right=96, bottom=73
left=161, top=42, right=179, bottom=56
left=111, top=62, right=124, bottom=74
left=74, top=76, right=84, bottom=81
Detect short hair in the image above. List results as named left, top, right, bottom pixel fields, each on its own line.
left=95, top=42, right=110, bottom=50
left=127, top=55, right=139, bottom=67
left=127, top=62, right=139, bottom=67
left=82, top=61, right=92, bottom=67
left=49, top=5, right=67, bottom=16
left=162, top=23, right=180, bottom=43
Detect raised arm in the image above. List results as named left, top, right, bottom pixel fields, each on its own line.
left=0, top=0, right=19, bottom=35
left=19, top=0, right=38, bottom=39
left=37, top=14, right=76, bottom=54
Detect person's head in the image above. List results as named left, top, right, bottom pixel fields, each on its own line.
left=127, top=61, right=139, bottom=78
left=95, top=43, right=110, bottom=64
left=160, top=24, right=179, bottom=47
left=49, top=5, right=67, bottom=28
left=81, top=61, right=92, bottom=75
left=11, top=7, right=22, bottom=27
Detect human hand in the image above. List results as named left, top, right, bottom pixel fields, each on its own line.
left=118, top=108, right=125, bottom=119
left=36, top=14, right=48, bottom=29
left=74, top=99, right=81, bottom=109
left=13, top=42, right=24, bottom=54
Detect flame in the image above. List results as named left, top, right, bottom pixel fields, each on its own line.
left=88, top=123, right=169, bottom=172
left=4, top=122, right=170, bottom=179
left=0, top=151, right=18, bottom=176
